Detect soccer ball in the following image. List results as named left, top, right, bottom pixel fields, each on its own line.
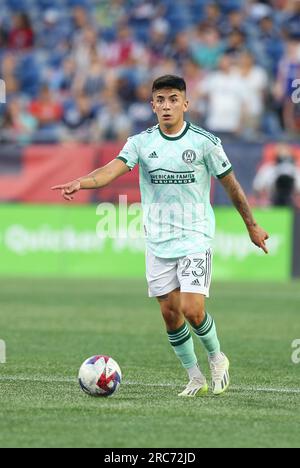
left=78, top=355, right=122, bottom=397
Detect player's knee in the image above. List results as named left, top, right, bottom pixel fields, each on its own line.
left=160, top=303, right=181, bottom=329
left=181, top=303, right=205, bottom=327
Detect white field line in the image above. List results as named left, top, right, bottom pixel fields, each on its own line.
left=0, top=375, right=299, bottom=395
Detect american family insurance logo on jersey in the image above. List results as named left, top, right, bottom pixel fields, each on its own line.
left=149, top=169, right=196, bottom=185
left=0, top=340, right=6, bottom=363
left=0, top=79, right=6, bottom=103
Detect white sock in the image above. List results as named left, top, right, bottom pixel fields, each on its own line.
left=187, top=364, right=204, bottom=380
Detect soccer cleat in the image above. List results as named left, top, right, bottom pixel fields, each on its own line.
left=209, top=353, right=230, bottom=396
left=178, top=377, right=208, bottom=398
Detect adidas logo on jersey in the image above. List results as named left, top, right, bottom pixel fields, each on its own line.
left=148, top=151, right=158, bottom=159
left=191, top=279, right=201, bottom=286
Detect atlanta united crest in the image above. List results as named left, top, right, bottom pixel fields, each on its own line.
left=182, top=150, right=197, bottom=164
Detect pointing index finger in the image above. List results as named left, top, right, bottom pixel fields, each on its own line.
left=261, top=241, right=269, bottom=255
left=51, top=185, right=66, bottom=191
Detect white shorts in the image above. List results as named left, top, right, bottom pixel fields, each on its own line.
left=146, top=249, right=213, bottom=298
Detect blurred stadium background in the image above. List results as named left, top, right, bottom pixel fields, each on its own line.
left=0, top=0, right=299, bottom=280
left=0, top=0, right=300, bottom=449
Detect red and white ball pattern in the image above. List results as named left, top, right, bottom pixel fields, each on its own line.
left=78, top=355, right=122, bottom=397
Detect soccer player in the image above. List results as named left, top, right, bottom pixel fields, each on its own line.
left=52, top=75, right=269, bottom=397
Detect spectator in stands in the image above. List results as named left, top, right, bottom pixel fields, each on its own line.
left=283, top=0, right=300, bottom=40
left=115, top=75, right=137, bottom=106
left=220, top=8, right=251, bottom=37
left=101, top=24, right=144, bottom=69
left=1, top=53, right=19, bottom=97
left=38, top=9, right=68, bottom=51
left=235, top=51, right=268, bottom=135
left=128, top=83, right=156, bottom=134
left=47, top=57, right=76, bottom=95
left=201, top=54, right=248, bottom=137
left=0, top=96, right=37, bottom=144
left=203, top=2, right=223, bottom=29
left=251, top=15, right=284, bottom=75
left=95, top=0, right=128, bottom=30
left=0, top=1, right=298, bottom=143
left=96, top=95, right=132, bottom=142
left=274, top=36, right=300, bottom=134
left=225, top=29, right=248, bottom=58
left=72, top=6, right=94, bottom=39
left=182, top=59, right=207, bottom=124
left=72, top=27, right=99, bottom=72
left=247, top=1, right=274, bottom=22
left=8, top=13, right=34, bottom=50
left=63, top=92, right=97, bottom=143
left=253, top=143, right=300, bottom=207
left=168, top=31, right=193, bottom=69
left=148, top=19, right=170, bottom=66
left=191, top=25, right=225, bottom=69
left=29, top=84, right=63, bottom=141
left=129, top=0, right=157, bottom=40
left=0, top=26, right=8, bottom=50
left=73, top=50, right=106, bottom=98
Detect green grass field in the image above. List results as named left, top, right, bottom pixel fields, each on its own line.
left=0, top=279, right=299, bottom=448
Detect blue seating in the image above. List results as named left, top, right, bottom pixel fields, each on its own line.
left=0, top=0, right=294, bottom=139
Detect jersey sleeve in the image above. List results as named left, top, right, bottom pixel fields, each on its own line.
left=116, top=136, right=139, bottom=171
left=204, top=140, right=233, bottom=179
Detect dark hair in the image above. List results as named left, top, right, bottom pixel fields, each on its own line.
left=152, top=75, right=186, bottom=93
left=16, top=13, right=32, bottom=29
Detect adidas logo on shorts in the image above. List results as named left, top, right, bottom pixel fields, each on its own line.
left=191, top=279, right=201, bottom=286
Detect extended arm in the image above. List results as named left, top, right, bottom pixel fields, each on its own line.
left=51, top=159, right=130, bottom=201
left=220, top=172, right=270, bottom=254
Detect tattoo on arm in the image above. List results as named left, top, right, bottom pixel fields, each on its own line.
left=92, top=175, right=98, bottom=188
left=221, top=174, right=256, bottom=229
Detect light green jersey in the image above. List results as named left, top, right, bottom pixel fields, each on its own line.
left=116, top=122, right=232, bottom=258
